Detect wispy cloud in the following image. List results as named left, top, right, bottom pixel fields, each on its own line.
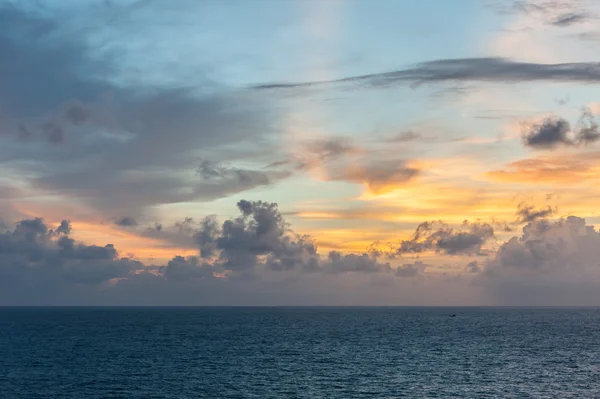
left=254, top=58, right=600, bottom=90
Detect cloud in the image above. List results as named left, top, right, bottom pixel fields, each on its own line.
left=0, top=4, right=283, bottom=218
left=497, top=1, right=594, bottom=27
left=324, top=251, right=391, bottom=274
left=383, top=131, right=424, bottom=143
left=115, top=216, right=138, bottom=227
left=551, top=12, right=588, bottom=26
left=576, top=108, right=600, bottom=144
left=207, top=200, right=322, bottom=273
left=271, top=138, right=420, bottom=193
left=144, top=199, right=392, bottom=276
left=158, top=255, right=216, bottom=282
left=196, top=160, right=287, bottom=188
left=479, top=216, right=600, bottom=304
left=397, top=220, right=495, bottom=256
left=329, top=160, right=420, bottom=193
left=0, top=200, right=403, bottom=304
left=515, top=203, right=554, bottom=223
left=253, top=58, right=600, bottom=90
left=64, top=102, right=91, bottom=125
left=487, top=155, right=598, bottom=184
left=522, top=117, right=572, bottom=148
left=378, top=131, right=463, bottom=144
left=5, top=202, right=600, bottom=305
left=395, top=261, right=427, bottom=277
left=464, top=260, right=481, bottom=274
left=269, top=137, right=359, bottom=171
left=520, top=110, right=600, bottom=149
left=0, top=218, right=141, bottom=296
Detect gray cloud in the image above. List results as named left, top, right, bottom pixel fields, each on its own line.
left=211, top=200, right=321, bottom=273
left=515, top=203, right=554, bottom=223
left=522, top=117, right=572, bottom=148
left=0, top=218, right=140, bottom=293
left=115, top=216, right=138, bottom=227
left=158, top=255, right=216, bottom=282
left=64, top=102, right=91, bottom=125
left=0, top=200, right=404, bottom=304
left=576, top=109, right=600, bottom=144
left=324, top=251, right=391, bottom=274
left=55, top=220, right=72, bottom=235
left=5, top=204, right=600, bottom=305
left=497, top=1, right=594, bottom=27
left=41, top=122, right=65, bottom=144
left=196, top=160, right=287, bottom=188
left=521, top=110, right=600, bottom=149
left=552, top=12, right=588, bottom=26
left=479, top=216, right=600, bottom=305
left=398, top=221, right=495, bottom=256
left=140, top=199, right=391, bottom=276
left=395, top=261, right=427, bottom=278
left=464, top=260, right=481, bottom=274
left=0, top=4, right=284, bottom=218
left=253, top=58, right=600, bottom=90
left=383, top=131, right=423, bottom=143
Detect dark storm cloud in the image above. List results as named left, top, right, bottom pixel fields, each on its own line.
left=0, top=4, right=283, bottom=218
left=521, top=110, right=600, bottom=149
left=398, top=221, right=495, bottom=256
left=253, top=58, right=600, bottom=91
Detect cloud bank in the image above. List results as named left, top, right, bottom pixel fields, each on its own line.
left=2, top=199, right=599, bottom=305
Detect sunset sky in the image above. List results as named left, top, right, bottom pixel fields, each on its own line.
left=2, top=0, right=600, bottom=305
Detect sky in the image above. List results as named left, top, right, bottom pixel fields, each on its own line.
left=2, top=0, right=600, bottom=305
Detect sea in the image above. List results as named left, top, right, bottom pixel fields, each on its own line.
left=1, top=307, right=599, bottom=398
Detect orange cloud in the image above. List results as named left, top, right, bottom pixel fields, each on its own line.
left=487, top=156, right=600, bottom=184
left=330, top=160, right=420, bottom=194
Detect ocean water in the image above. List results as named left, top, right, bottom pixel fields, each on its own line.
left=1, top=307, right=600, bottom=398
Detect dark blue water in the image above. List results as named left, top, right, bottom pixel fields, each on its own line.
left=1, top=307, right=600, bottom=398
